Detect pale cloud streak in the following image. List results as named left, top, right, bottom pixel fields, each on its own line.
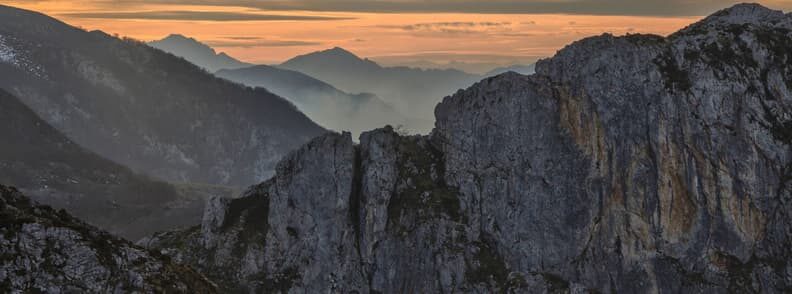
left=61, top=10, right=353, bottom=21
left=24, top=0, right=792, bottom=16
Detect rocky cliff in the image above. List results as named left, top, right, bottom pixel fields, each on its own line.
left=0, top=185, right=217, bottom=293
left=144, top=4, right=792, bottom=292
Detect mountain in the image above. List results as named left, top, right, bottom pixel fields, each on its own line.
left=148, top=34, right=251, bottom=72
left=280, top=47, right=481, bottom=130
left=216, top=65, right=415, bottom=137
left=0, top=185, right=217, bottom=293
left=0, top=5, right=326, bottom=187
left=0, top=89, right=233, bottom=240
left=372, top=58, right=528, bottom=75
left=484, top=63, right=536, bottom=77
left=143, top=4, right=792, bottom=292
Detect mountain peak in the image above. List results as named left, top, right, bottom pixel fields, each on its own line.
left=700, top=3, right=787, bottom=26
left=163, top=33, right=189, bottom=39
left=300, top=46, right=364, bottom=62
left=281, top=46, right=381, bottom=71
left=326, top=46, right=356, bottom=55
left=148, top=33, right=250, bottom=71
left=153, top=33, right=210, bottom=49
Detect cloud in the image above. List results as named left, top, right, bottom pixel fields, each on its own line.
left=15, top=0, right=792, bottom=17
left=60, top=10, right=354, bottom=21
left=205, top=39, right=321, bottom=48
left=78, top=0, right=790, bottom=16
left=379, top=21, right=514, bottom=35
left=222, top=36, right=264, bottom=40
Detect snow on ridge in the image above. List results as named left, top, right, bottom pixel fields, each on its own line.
left=0, top=34, right=20, bottom=66
left=0, top=34, right=47, bottom=79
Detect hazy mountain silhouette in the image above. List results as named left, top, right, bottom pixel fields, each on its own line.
left=484, top=64, right=536, bottom=77
left=148, top=34, right=251, bottom=72
left=216, top=65, right=415, bottom=137
left=280, top=47, right=481, bottom=131
left=0, top=5, right=325, bottom=187
left=0, top=89, right=233, bottom=240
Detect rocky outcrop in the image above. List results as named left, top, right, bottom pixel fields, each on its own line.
left=145, top=4, right=792, bottom=293
left=0, top=185, right=217, bottom=293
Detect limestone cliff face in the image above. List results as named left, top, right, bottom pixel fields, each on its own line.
left=144, top=4, right=792, bottom=292
left=0, top=185, right=217, bottom=293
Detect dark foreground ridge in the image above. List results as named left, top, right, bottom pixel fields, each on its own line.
left=0, top=185, right=217, bottom=292
left=142, top=4, right=792, bottom=293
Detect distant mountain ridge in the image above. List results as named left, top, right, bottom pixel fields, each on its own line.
left=149, top=34, right=251, bottom=72
left=484, top=64, right=536, bottom=77
left=151, top=36, right=532, bottom=134
left=0, top=89, right=230, bottom=240
left=0, top=5, right=326, bottom=187
left=279, top=47, right=481, bottom=129
left=215, top=65, right=415, bottom=137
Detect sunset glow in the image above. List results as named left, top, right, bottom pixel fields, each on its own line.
left=5, top=1, right=792, bottom=67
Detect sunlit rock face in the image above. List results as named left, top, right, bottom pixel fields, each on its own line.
left=144, top=4, right=792, bottom=292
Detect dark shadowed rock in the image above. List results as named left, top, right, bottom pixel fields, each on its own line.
left=0, top=185, right=217, bottom=293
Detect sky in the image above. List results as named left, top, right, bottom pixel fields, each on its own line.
left=5, top=1, right=792, bottom=70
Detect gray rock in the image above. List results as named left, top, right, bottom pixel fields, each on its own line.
left=0, top=185, right=217, bottom=293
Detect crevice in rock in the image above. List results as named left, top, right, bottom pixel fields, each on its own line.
left=349, top=145, right=363, bottom=251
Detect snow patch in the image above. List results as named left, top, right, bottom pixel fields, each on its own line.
left=0, top=34, right=47, bottom=79
left=0, top=35, right=19, bottom=66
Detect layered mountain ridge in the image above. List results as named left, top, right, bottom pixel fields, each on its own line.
left=0, top=5, right=325, bottom=187
left=215, top=65, right=412, bottom=137
left=279, top=47, right=481, bottom=130
left=143, top=3, right=792, bottom=292
left=0, top=89, right=232, bottom=240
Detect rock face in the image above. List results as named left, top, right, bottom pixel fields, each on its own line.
left=145, top=4, right=792, bottom=293
left=0, top=5, right=325, bottom=187
left=0, top=185, right=217, bottom=293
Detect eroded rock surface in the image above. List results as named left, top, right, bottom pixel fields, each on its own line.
left=145, top=4, right=792, bottom=293
left=0, top=185, right=217, bottom=293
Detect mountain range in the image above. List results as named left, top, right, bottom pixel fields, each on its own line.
left=0, top=5, right=326, bottom=187
left=0, top=88, right=233, bottom=240
left=484, top=64, right=536, bottom=77
left=279, top=47, right=482, bottom=126
left=142, top=4, right=792, bottom=292
left=148, top=35, right=536, bottom=134
left=215, top=65, right=414, bottom=137
left=2, top=2, right=792, bottom=293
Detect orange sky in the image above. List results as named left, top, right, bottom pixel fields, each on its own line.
left=5, top=1, right=783, bottom=67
